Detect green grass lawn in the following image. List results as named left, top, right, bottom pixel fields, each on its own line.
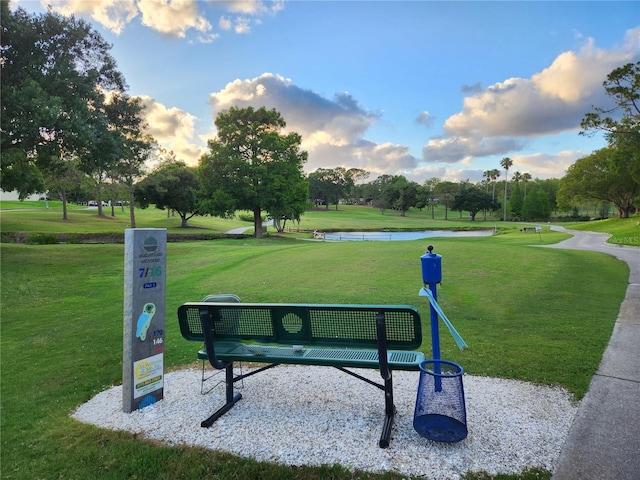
left=564, top=216, right=640, bottom=246
left=0, top=203, right=634, bottom=479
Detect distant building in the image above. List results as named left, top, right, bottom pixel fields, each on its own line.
left=0, top=190, right=42, bottom=201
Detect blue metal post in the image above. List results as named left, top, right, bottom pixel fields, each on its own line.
left=421, top=245, right=443, bottom=391
left=428, top=281, right=441, bottom=363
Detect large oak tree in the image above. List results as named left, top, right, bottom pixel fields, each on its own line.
left=1, top=4, right=126, bottom=200
left=198, top=107, right=308, bottom=237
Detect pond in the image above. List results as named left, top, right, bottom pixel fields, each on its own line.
left=319, top=230, right=494, bottom=242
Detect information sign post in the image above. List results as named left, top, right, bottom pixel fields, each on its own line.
left=122, top=228, right=167, bottom=413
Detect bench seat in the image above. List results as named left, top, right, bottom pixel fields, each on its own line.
left=197, top=344, right=424, bottom=369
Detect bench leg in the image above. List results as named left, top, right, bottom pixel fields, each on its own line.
left=379, top=373, right=396, bottom=448
left=201, top=363, right=242, bottom=428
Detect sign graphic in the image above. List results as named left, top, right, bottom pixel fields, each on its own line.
left=123, top=229, right=166, bottom=413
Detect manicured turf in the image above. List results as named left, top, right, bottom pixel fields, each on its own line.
left=0, top=204, right=633, bottom=479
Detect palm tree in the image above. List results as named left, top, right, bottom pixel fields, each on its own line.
left=500, top=157, right=513, bottom=221
left=512, top=171, right=522, bottom=184
left=483, top=170, right=491, bottom=193
left=522, top=172, right=532, bottom=197
left=489, top=168, right=500, bottom=202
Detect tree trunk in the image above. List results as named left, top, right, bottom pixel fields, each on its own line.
left=61, top=191, right=68, bottom=220
left=617, top=206, right=630, bottom=218
left=130, top=203, right=136, bottom=228
left=253, top=206, right=263, bottom=238
left=128, top=185, right=137, bottom=228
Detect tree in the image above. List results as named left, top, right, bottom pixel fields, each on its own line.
left=1, top=5, right=127, bottom=202
left=308, top=167, right=346, bottom=210
left=508, top=183, right=524, bottom=220
left=580, top=62, right=640, bottom=139
left=558, top=146, right=639, bottom=218
left=500, top=157, right=513, bottom=221
left=512, top=171, right=522, bottom=185
left=198, top=107, right=308, bottom=238
left=344, top=168, right=370, bottom=204
left=363, top=174, right=394, bottom=212
left=422, top=177, right=440, bottom=218
left=489, top=168, right=501, bottom=204
left=580, top=61, right=640, bottom=187
left=135, top=160, right=201, bottom=228
left=521, top=172, right=532, bottom=197
left=451, top=182, right=495, bottom=221
left=434, top=181, right=460, bottom=220
left=521, top=187, right=551, bottom=221
left=382, top=176, right=418, bottom=216
left=103, top=93, right=155, bottom=228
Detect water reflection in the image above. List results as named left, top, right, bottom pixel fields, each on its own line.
left=320, top=230, right=493, bottom=241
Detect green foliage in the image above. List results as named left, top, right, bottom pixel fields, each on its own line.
left=509, top=183, right=524, bottom=219
left=199, top=107, right=309, bottom=237
left=522, top=188, right=551, bottom=221
left=25, top=233, right=58, bottom=244
left=575, top=62, right=640, bottom=214
left=1, top=4, right=126, bottom=197
left=451, top=183, right=495, bottom=221
left=558, top=146, right=639, bottom=218
left=135, top=160, right=201, bottom=227
left=382, top=176, right=419, bottom=216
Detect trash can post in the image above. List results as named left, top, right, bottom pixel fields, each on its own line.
left=416, top=246, right=468, bottom=443
left=421, top=245, right=443, bottom=388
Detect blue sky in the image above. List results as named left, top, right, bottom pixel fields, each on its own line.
left=16, top=1, right=640, bottom=184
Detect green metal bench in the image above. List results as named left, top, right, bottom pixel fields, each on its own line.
left=177, top=301, right=425, bottom=448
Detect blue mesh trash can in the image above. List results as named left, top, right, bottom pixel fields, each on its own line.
left=413, top=359, right=467, bottom=442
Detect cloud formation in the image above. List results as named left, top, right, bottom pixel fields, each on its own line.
left=42, top=0, right=282, bottom=40
left=423, top=27, right=640, bottom=164
left=207, top=73, right=419, bottom=175
left=43, top=0, right=138, bottom=35
left=137, top=0, right=210, bottom=37
left=136, top=95, right=206, bottom=164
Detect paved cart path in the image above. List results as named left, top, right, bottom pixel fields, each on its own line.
left=544, top=227, right=639, bottom=480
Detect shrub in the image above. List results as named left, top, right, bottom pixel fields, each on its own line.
left=26, top=233, right=58, bottom=245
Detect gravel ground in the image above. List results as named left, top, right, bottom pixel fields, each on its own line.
left=72, top=365, right=577, bottom=479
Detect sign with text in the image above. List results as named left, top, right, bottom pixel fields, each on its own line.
left=123, top=228, right=166, bottom=413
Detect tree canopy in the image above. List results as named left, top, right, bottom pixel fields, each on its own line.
left=558, top=146, right=639, bottom=218
left=135, top=160, right=201, bottom=228
left=1, top=4, right=125, bottom=197
left=1, top=3, right=152, bottom=224
left=560, top=62, right=640, bottom=218
left=198, top=107, right=308, bottom=237
left=451, top=183, right=495, bottom=221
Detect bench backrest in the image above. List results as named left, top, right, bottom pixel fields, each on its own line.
left=178, top=303, right=422, bottom=350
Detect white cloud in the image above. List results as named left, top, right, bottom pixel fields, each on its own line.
left=42, top=0, right=138, bottom=35
left=423, top=136, right=525, bottom=164
left=423, top=29, right=639, bottom=165
left=136, top=95, right=206, bottom=165
left=511, top=151, right=583, bottom=179
left=207, top=73, right=419, bottom=176
left=223, top=0, right=284, bottom=15
left=137, top=0, right=211, bottom=37
left=43, top=0, right=284, bottom=39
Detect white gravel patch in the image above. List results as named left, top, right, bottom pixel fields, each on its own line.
left=72, top=366, right=577, bottom=479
